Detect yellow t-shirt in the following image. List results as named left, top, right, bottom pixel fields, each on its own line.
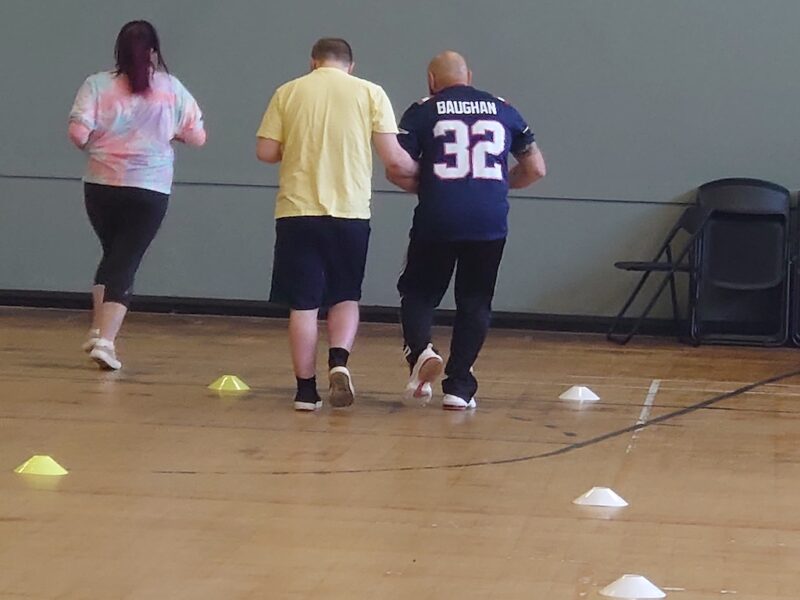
left=257, top=67, right=398, bottom=219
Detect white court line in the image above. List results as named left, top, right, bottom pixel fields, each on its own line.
left=636, top=379, right=662, bottom=429
left=626, top=379, right=661, bottom=454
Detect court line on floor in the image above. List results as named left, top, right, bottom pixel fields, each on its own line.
left=636, top=379, right=661, bottom=428
left=150, top=367, right=800, bottom=476
left=626, top=379, right=661, bottom=454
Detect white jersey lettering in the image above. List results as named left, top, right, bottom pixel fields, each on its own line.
left=436, top=100, right=498, bottom=115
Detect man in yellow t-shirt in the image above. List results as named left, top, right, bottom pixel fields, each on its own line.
left=257, top=38, right=417, bottom=412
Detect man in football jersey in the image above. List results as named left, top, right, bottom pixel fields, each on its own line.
left=388, top=50, right=546, bottom=410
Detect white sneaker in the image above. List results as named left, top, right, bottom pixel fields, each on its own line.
left=294, top=398, right=323, bottom=412
left=442, top=394, right=477, bottom=411
left=328, top=366, right=355, bottom=408
left=404, top=344, right=444, bottom=405
left=90, top=339, right=122, bottom=370
left=82, top=328, right=101, bottom=353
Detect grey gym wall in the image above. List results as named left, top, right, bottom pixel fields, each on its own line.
left=2, top=0, right=799, bottom=316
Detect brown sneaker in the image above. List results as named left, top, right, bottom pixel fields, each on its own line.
left=328, top=366, right=355, bottom=408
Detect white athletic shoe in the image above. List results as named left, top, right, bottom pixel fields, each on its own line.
left=328, top=366, right=355, bottom=408
left=442, top=394, right=477, bottom=411
left=82, top=328, right=101, bottom=353
left=294, top=398, right=323, bottom=412
left=90, top=338, right=122, bottom=370
left=404, top=344, right=444, bottom=405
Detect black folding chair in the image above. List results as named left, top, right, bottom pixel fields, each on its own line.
left=790, top=207, right=800, bottom=346
left=607, top=205, right=711, bottom=344
left=690, top=178, right=791, bottom=346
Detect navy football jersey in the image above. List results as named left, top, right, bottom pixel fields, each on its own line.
left=398, top=85, right=535, bottom=241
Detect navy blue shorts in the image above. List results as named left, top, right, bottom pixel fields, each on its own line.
left=270, top=216, right=371, bottom=310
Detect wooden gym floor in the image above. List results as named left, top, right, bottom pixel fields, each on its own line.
left=2, top=307, right=800, bottom=599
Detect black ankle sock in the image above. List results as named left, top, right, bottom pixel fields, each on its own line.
left=328, top=347, right=350, bottom=369
left=295, top=376, right=319, bottom=400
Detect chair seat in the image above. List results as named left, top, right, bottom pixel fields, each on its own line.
left=707, top=277, right=785, bottom=291
left=615, top=261, right=692, bottom=272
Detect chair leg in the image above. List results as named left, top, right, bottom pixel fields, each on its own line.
left=608, top=271, right=678, bottom=345
left=607, top=271, right=655, bottom=343
left=668, top=272, right=682, bottom=338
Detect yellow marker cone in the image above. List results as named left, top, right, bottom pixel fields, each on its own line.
left=14, top=455, right=68, bottom=476
left=208, top=375, right=251, bottom=392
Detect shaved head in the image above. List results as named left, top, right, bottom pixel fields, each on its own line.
left=428, top=50, right=471, bottom=94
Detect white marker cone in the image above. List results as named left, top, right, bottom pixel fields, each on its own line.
left=559, top=385, right=600, bottom=401
left=573, top=486, right=628, bottom=508
left=600, top=574, right=666, bottom=598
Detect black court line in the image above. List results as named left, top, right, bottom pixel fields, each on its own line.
left=151, top=367, right=800, bottom=477
left=0, top=172, right=690, bottom=206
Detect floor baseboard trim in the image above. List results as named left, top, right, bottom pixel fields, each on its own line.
left=0, top=289, right=677, bottom=336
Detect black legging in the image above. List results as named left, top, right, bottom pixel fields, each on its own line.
left=398, top=236, right=506, bottom=399
left=84, top=182, right=168, bottom=307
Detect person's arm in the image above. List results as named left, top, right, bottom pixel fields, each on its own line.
left=68, top=121, right=92, bottom=149
left=172, top=77, right=207, bottom=147
left=68, top=77, right=96, bottom=150
left=176, top=127, right=207, bottom=146
left=371, top=89, right=419, bottom=192
left=389, top=107, right=422, bottom=194
left=373, top=132, right=419, bottom=191
left=509, top=143, right=546, bottom=189
left=256, top=91, right=283, bottom=164
left=256, top=137, right=282, bottom=164
left=386, top=170, right=419, bottom=194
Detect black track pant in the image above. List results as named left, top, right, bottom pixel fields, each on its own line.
left=84, top=183, right=168, bottom=307
left=397, top=236, right=506, bottom=400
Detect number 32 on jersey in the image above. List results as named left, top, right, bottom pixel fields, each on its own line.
left=433, top=119, right=506, bottom=181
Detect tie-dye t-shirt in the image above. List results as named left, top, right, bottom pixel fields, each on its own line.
left=69, top=71, right=203, bottom=195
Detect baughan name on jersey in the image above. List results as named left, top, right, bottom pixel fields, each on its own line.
left=436, top=100, right=498, bottom=115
